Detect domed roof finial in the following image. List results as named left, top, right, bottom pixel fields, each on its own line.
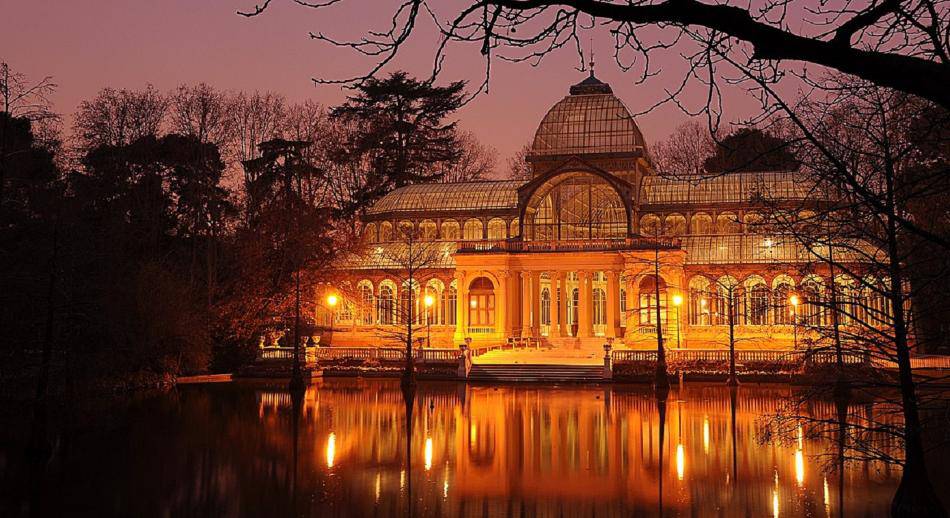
left=589, top=37, right=595, bottom=78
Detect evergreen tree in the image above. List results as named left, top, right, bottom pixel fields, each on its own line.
left=703, top=128, right=799, bottom=174
left=330, top=71, right=465, bottom=213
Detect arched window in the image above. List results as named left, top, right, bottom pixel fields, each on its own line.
left=570, top=288, right=580, bottom=332
left=688, top=276, right=711, bottom=326
left=665, top=213, right=687, bottom=236
left=640, top=214, right=660, bottom=236
left=834, top=275, right=855, bottom=327
left=619, top=288, right=627, bottom=328
left=772, top=280, right=794, bottom=325
left=540, top=288, right=552, bottom=333
left=379, top=221, right=393, bottom=242
left=463, top=219, right=483, bottom=241
left=745, top=276, right=769, bottom=325
left=713, top=276, right=739, bottom=326
left=691, top=213, right=713, bottom=235
left=441, top=220, right=460, bottom=240
left=363, top=223, right=377, bottom=243
left=522, top=172, right=629, bottom=241
left=443, top=281, right=458, bottom=326
left=638, top=275, right=667, bottom=325
left=802, top=276, right=824, bottom=327
left=592, top=288, right=607, bottom=335
left=468, top=277, right=495, bottom=327
left=487, top=218, right=507, bottom=240
left=425, top=279, right=445, bottom=325
left=717, top=212, right=741, bottom=234
left=378, top=283, right=395, bottom=325
left=358, top=281, right=374, bottom=325
left=419, top=220, right=438, bottom=241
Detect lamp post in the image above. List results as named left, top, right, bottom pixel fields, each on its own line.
left=672, top=294, right=683, bottom=349
left=424, top=294, right=435, bottom=348
left=326, top=293, right=338, bottom=347
left=789, top=294, right=800, bottom=350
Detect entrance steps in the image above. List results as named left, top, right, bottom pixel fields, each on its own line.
left=468, top=363, right=605, bottom=383
left=544, top=336, right=615, bottom=352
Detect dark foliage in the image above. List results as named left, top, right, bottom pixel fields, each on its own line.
left=703, top=128, right=800, bottom=174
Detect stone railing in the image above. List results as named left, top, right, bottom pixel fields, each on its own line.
left=313, top=346, right=460, bottom=364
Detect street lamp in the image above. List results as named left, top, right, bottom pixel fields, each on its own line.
left=672, top=294, right=684, bottom=349
left=789, top=294, right=800, bottom=349
left=326, top=293, right=339, bottom=347
left=424, top=294, right=435, bottom=348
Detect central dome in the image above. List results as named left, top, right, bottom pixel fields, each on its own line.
left=530, top=73, right=647, bottom=159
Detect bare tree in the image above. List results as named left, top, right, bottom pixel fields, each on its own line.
left=436, top=130, right=497, bottom=182
left=506, top=142, right=532, bottom=180
left=73, top=85, right=167, bottom=149
left=168, top=83, right=235, bottom=153
left=231, top=91, right=288, bottom=165
left=651, top=120, right=715, bottom=176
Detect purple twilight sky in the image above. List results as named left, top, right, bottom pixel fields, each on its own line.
left=2, top=0, right=771, bottom=167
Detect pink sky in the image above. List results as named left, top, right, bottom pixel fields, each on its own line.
left=2, top=0, right=765, bottom=167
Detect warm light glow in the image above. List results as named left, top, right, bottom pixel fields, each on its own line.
left=773, top=489, right=780, bottom=518
left=795, top=449, right=805, bottom=486
left=672, top=294, right=683, bottom=306
left=703, top=416, right=710, bottom=454
left=790, top=294, right=800, bottom=307
left=424, top=437, right=433, bottom=471
left=700, top=298, right=707, bottom=307
left=326, top=432, right=336, bottom=468
left=327, top=294, right=339, bottom=307
left=375, top=472, right=381, bottom=502
left=764, top=238, right=774, bottom=248
left=469, top=298, right=478, bottom=309
left=676, top=443, right=685, bottom=480
left=470, top=424, right=477, bottom=444
left=424, top=294, right=435, bottom=307
left=823, top=477, right=831, bottom=516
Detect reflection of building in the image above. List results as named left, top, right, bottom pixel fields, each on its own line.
left=330, top=72, right=887, bottom=350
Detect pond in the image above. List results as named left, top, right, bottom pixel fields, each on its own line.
left=3, top=380, right=948, bottom=517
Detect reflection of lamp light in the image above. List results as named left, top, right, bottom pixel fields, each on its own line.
left=795, top=449, right=805, bottom=486
left=424, top=437, right=433, bottom=471
left=773, top=471, right=780, bottom=518
left=470, top=424, right=477, bottom=444
left=823, top=477, right=830, bottom=516
left=676, top=443, right=685, bottom=481
left=672, top=294, right=683, bottom=348
left=703, top=416, right=710, bottom=454
left=375, top=472, right=381, bottom=502
left=326, top=432, right=336, bottom=468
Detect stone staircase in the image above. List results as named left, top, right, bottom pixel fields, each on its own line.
left=468, top=363, right=606, bottom=383
left=544, top=336, right=616, bottom=352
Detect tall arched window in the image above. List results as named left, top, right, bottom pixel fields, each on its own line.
left=747, top=280, right=770, bottom=325
left=443, top=282, right=458, bottom=326
left=379, top=221, right=393, bottom=242
left=640, top=214, right=661, bottom=236
left=487, top=218, right=507, bottom=240
left=638, top=275, right=667, bottom=325
left=441, top=220, right=460, bottom=240
left=592, top=287, right=607, bottom=335
left=358, top=282, right=374, bottom=325
left=802, top=276, right=824, bottom=327
left=772, top=281, right=794, bottom=325
left=522, top=172, right=629, bottom=241
left=509, top=219, right=520, bottom=238
left=463, top=219, right=484, bottom=240
left=540, top=288, right=552, bottom=334
left=691, top=213, right=713, bottom=234
left=688, top=276, right=711, bottom=326
left=619, top=288, right=627, bottom=328
left=378, top=284, right=395, bottom=325
left=665, top=213, right=687, bottom=236
left=468, top=277, right=495, bottom=327
left=717, top=212, right=740, bottom=234
left=425, top=279, right=445, bottom=325
left=363, top=223, right=377, bottom=243
left=419, top=220, right=438, bottom=241
left=713, top=276, right=739, bottom=326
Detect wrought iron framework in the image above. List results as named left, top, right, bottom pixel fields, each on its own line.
left=522, top=172, right=629, bottom=241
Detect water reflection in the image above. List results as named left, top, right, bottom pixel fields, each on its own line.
left=3, top=380, right=939, bottom=517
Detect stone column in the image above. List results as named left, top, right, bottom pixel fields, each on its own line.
left=578, top=271, right=592, bottom=338
left=521, top=272, right=532, bottom=337
left=606, top=270, right=620, bottom=338
left=454, top=271, right=468, bottom=342
left=530, top=271, right=541, bottom=337
left=551, top=271, right=563, bottom=337
left=495, top=271, right=508, bottom=337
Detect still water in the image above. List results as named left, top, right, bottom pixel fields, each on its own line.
left=4, top=380, right=947, bottom=517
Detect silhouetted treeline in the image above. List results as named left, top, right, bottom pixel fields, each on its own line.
left=0, top=69, right=484, bottom=393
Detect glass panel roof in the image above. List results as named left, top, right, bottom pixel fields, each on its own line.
left=641, top=171, right=817, bottom=205
left=341, top=242, right=458, bottom=269
left=366, top=180, right=524, bottom=215
left=683, top=235, right=880, bottom=265
left=531, top=94, right=646, bottom=157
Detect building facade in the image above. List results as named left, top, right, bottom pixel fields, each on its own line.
left=326, top=73, right=887, bottom=350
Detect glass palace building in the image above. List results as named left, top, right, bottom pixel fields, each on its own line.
left=328, top=73, right=881, bottom=351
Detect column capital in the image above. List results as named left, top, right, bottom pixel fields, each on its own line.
left=552, top=270, right=565, bottom=282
